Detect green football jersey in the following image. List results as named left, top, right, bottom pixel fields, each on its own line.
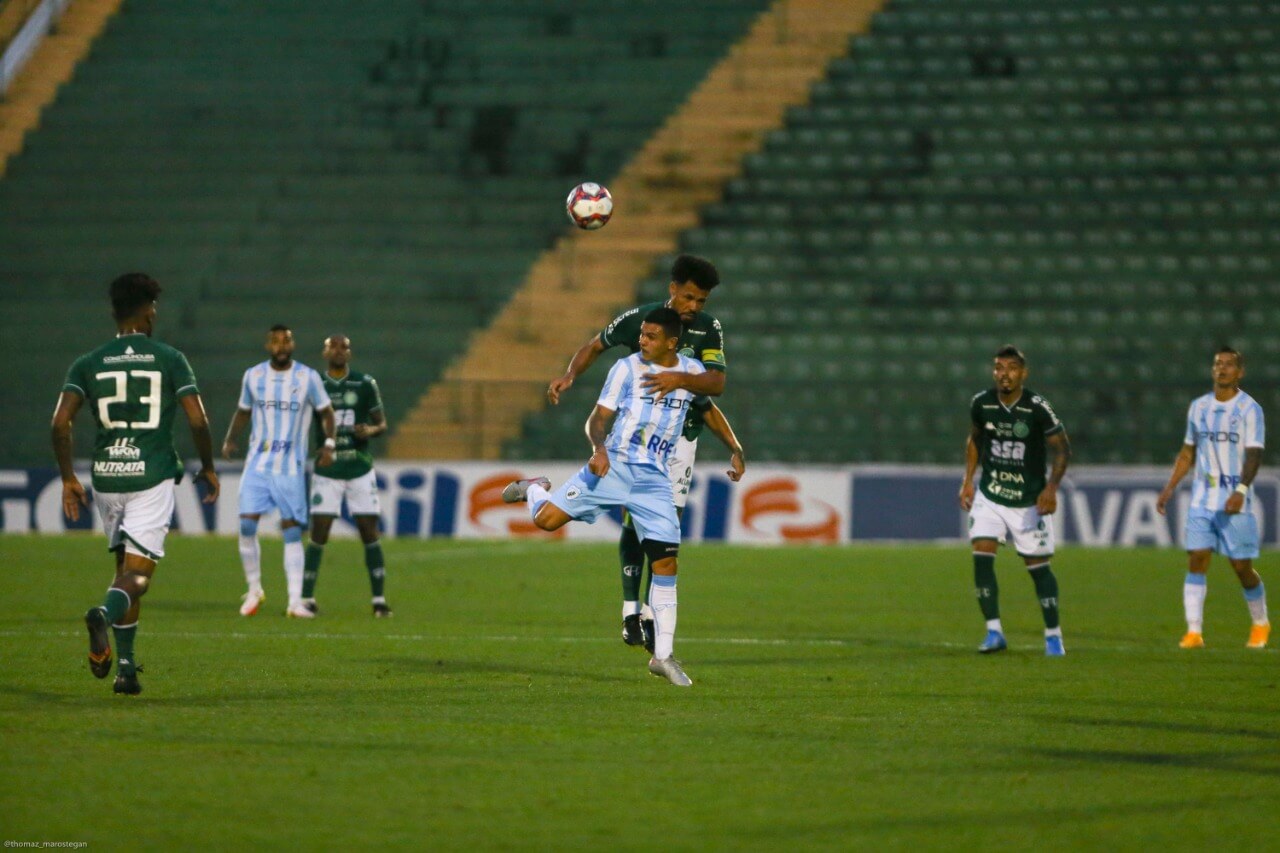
left=970, top=387, right=1065, bottom=508
left=599, top=301, right=726, bottom=441
left=316, top=369, right=384, bottom=480
left=61, top=333, right=199, bottom=493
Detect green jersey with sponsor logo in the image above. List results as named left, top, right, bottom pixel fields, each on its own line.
left=599, top=301, right=726, bottom=441
left=61, top=334, right=199, bottom=493
left=314, top=369, right=384, bottom=480
left=970, top=387, right=1064, bottom=508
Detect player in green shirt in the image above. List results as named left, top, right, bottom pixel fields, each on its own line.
left=302, top=334, right=392, bottom=617
left=52, top=273, right=219, bottom=695
left=547, top=254, right=734, bottom=650
left=959, top=345, right=1072, bottom=657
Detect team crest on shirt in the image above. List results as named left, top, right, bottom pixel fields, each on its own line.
left=1012, top=421, right=1030, bottom=438
left=344, top=391, right=358, bottom=405
left=679, top=346, right=695, bottom=358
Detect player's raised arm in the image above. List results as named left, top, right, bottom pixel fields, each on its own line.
left=548, top=333, right=607, bottom=405
left=180, top=394, right=220, bottom=503
left=51, top=390, right=89, bottom=521
left=700, top=401, right=745, bottom=481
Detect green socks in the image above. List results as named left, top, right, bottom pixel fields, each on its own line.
left=973, top=553, right=1000, bottom=621
left=620, top=522, right=644, bottom=603
left=365, top=541, right=386, bottom=598
left=112, top=623, right=138, bottom=674
left=302, top=542, right=324, bottom=598
left=1028, top=562, right=1060, bottom=629
left=102, top=588, right=130, bottom=624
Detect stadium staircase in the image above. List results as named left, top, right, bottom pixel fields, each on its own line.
left=508, top=0, right=1280, bottom=465
left=391, top=0, right=887, bottom=459
left=0, top=0, right=768, bottom=466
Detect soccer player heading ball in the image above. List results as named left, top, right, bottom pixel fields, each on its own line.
left=506, top=308, right=705, bottom=686
left=959, top=345, right=1072, bottom=656
left=1157, top=346, right=1268, bottom=649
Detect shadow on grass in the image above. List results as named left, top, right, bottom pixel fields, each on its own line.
left=368, top=655, right=635, bottom=684
left=1049, top=714, right=1280, bottom=742
left=745, top=794, right=1241, bottom=839
left=1027, top=746, right=1280, bottom=776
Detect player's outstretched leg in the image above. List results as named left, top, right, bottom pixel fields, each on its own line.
left=973, top=546, right=1005, bottom=653
left=1026, top=559, right=1064, bottom=656
left=501, top=477, right=551, bottom=504
left=238, top=515, right=265, bottom=616
left=619, top=516, right=644, bottom=646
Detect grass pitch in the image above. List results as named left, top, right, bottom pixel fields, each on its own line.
left=0, top=535, right=1276, bottom=850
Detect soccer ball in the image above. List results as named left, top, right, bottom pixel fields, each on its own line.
left=566, top=182, right=613, bottom=230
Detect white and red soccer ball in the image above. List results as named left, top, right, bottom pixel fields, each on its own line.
left=566, top=182, right=613, bottom=230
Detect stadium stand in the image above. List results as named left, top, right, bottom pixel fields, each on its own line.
left=507, top=0, right=1280, bottom=465
left=0, top=0, right=768, bottom=466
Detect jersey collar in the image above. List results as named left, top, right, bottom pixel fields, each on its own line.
left=996, top=390, right=1025, bottom=412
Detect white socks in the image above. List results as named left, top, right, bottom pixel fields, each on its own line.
left=1184, top=573, right=1207, bottom=633
left=526, top=483, right=549, bottom=517
left=1244, top=581, right=1268, bottom=626
left=650, top=575, right=677, bottom=660
left=284, top=540, right=304, bottom=606
left=239, top=534, right=262, bottom=593
left=623, top=601, right=641, bottom=618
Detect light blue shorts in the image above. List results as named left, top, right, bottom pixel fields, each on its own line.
left=547, top=461, right=680, bottom=544
left=238, top=469, right=309, bottom=523
left=1185, top=510, right=1259, bottom=559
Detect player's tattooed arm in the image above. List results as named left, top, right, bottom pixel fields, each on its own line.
left=958, top=424, right=983, bottom=511
left=1157, top=444, right=1197, bottom=516
left=353, top=408, right=386, bottom=440
left=584, top=404, right=615, bottom=476
left=548, top=334, right=607, bottom=405
left=1224, top=446, right=1263, bottom=515
left=221, top=409, right=251, bottom=459
left=641, top=367, right=724, bottom=400
left=1037, top=429, right=1071, bottom=515
left=50, top=391, right=89, bottom=521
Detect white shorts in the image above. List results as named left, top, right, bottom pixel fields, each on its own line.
left=95, top=480, right=175, bottom=561
left=310, top=470, right=382, bottom=516
left=969, top=491, right=1054, bottom=557
left=669, top=436, right=698, bottom=510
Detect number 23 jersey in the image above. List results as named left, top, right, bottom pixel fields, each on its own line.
left=62, top=333, right=200, bottom=493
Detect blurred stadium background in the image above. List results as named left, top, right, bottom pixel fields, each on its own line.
left=0, top=0, right=1277, bottom=535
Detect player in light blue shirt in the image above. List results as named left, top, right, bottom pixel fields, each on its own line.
left=222, top=324, right=336, bottom=618
left=1158, top=346, right=1268, bottom=649
left=502, top=308, right=701, bottom=686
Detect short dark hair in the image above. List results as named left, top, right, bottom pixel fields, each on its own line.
left=643, top=307, right=683, bottom=341
left=1216, top=345, right=1243, bottom=366
left=994, top=344, right=1025, bottom=365
left=109, top=273, right=161, bottom=321
left=268, top=323, right=291, bottom=334
left=670, top=254, right=720, bottom=291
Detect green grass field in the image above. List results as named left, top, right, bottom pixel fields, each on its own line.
left=0, top=535, right=1276, bottom=850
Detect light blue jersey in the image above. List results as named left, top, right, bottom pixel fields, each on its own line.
left=597, top=353, right=706, bottom=474
left=1185, top=390, right=1265, bottom=514
left=238, top=360, right=331, bottom=477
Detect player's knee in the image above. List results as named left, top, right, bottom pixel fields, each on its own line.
left=122, top=572, right=150, bottom=598
left=643, top=540, right=679, bottom=574
left=282, top=525, right=303, bottom=544
left=239, top=516, right=258, bottom=538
